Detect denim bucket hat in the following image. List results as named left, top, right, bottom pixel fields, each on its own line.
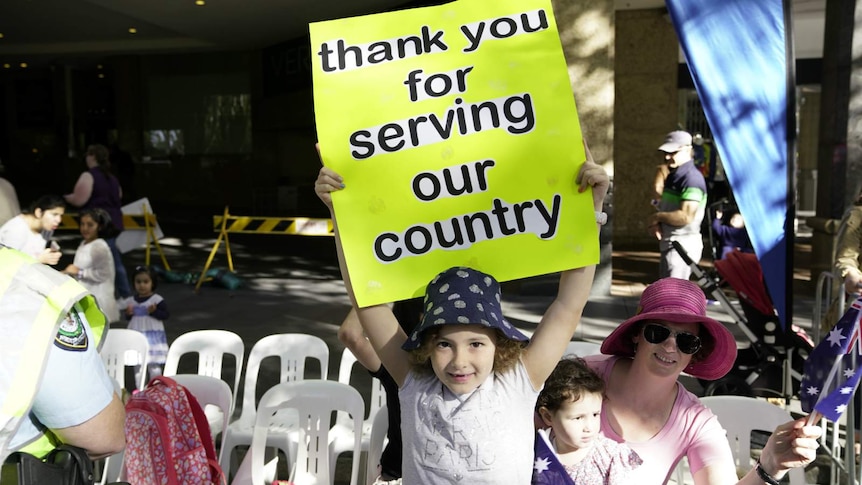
left=401, top=267, right=529, bottom=350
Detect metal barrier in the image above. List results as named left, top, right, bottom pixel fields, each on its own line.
left=195, top=206, right=333, bottom=292
left=814, top=271, right=845, bottom=346
left=56, top=207, right=171, bottom=270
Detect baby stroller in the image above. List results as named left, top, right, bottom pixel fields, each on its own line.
left=671, top=241, right=814, bottom=399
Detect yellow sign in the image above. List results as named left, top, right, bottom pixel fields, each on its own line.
left=311, top=0, right=598, bottom=307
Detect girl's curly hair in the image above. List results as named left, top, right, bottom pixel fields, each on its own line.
left=536, top=357, right=605, bottom=412
left=407, top=325, right=527, bottom=375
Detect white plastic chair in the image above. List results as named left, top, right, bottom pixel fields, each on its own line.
left=365, top=404, right=389, bottom=485
left=563, top=340, right=601, bottom=358
left=246, top=380, right=363, bottom=485
left=675, top=396, right=805, bottom=485
left=97, top=328, right=149, bottom=484
left=100, top=328, right=150, bottom=391
left=171, top=374, right=234, bottom=465
left=220, top=333, right=330, bottom=478
left=163, top=329, right=245, bottom=437
left=329, top=348, right=387, bottom=478
left=163, top=329, right=245, bottom=411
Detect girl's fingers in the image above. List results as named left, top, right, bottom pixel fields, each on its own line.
left=315, top=180, right=343, bottom=194
left=577, top=165, right=606, bottom=192
left=317, top=167, right=344, bottom=187
left=583, top=138, right=594, bottom=164
left=314, top=167, right=343, bottom=208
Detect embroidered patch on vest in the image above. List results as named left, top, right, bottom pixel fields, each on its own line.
left=55, top=310, right=88, bottom=351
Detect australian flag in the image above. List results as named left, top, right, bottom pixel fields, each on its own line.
left=532, top=428, right=576, bottom=485
left=800, top=296, right=862, bottom=422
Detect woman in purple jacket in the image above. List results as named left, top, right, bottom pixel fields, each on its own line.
left=65, top=143, right=131, bottom=298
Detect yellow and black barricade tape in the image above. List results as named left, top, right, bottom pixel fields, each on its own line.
left=196, top=208, right=333, bottom=292
left=58, top=213, right=159, bottom=231
left=56, top=209, right=170, bottom=270
left=59, top=213, right=79, bottom=230
left=212, top=215, right=334, bottom=236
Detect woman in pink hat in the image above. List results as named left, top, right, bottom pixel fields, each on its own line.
left=582, top=278, right=821, bottom=485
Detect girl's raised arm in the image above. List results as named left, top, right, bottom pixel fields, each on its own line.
left=315, top=158, right=412, bottom=385
left=523, top=140, right=608, bottom=389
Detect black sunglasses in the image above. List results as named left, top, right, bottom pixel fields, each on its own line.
left=642, top=323, right=702, bottom=355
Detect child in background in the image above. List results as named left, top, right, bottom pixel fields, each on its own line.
left=62, top=208, right=118, bottom=321
left=315, top=140, right=608, bottom=484
left=711, top=208, right=753, bottom=260
left=123, top=265, right=169, bottom=383
left=533, top=357, right=642, bottom=485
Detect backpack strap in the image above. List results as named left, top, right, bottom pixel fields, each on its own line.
left=181, top=386, right=218, bottom=464
left=208, top=458, right=227, bottom=485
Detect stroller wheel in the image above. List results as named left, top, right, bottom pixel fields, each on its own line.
left=703, top=375, right=754, bottom=397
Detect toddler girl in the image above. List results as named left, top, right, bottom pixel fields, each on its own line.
left=533, top=357, right=641, bottom=485
left=122, top=265, right=169, bottom=383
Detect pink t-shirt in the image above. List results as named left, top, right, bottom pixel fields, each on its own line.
left=584, top=355, right=733, bottom=485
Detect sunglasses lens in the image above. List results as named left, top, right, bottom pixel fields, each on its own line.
left=643, top=324, right=701, bottom=354
left=643, top=324, right=670, bottom=344
left=676, top=334, right=702, bottom=355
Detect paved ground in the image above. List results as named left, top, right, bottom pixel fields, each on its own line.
left=54, top=221, right=832, bottom=483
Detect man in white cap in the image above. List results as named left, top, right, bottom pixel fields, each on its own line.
left=646, top=130, right=707, bottom=280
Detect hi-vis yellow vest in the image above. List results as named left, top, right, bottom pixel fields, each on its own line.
left=0, top=247, right=107, bottom=461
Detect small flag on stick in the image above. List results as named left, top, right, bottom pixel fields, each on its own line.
left=532, top=428, right=576, bottom=485
left=800, top=296, right=862, bottom=422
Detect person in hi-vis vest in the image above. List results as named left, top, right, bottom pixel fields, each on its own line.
left=0, top=246, right=125, bottom=463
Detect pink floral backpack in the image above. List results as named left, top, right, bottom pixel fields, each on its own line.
left=124, top=376, right=226, bottom=484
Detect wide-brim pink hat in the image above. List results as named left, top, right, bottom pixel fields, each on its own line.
left=600, top=278, right=737, bottom=380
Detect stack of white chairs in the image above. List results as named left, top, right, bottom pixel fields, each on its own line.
left=163, top=329, right=245, bottom=437
left=98, top=328, right=149, bottom=484
left=672, top=395, right=807, bottom=485
left=100, top=328, right=150, bottom=392
left=171, top=374, right=234, bottom=465
left=701, top=396, right=807, bottom=485
left=366, top=404, right=389, bottom=485
left=328, top=348, right=387, bottom=480
left=220, top=333, right=330, bottom=479
left=240, top=380, right=364, bottom=485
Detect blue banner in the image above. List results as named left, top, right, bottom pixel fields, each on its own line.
left=666, top=0, right=792, bottom=328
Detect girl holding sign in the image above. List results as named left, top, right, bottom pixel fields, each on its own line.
left=316, top=141, right=608, bottom=484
